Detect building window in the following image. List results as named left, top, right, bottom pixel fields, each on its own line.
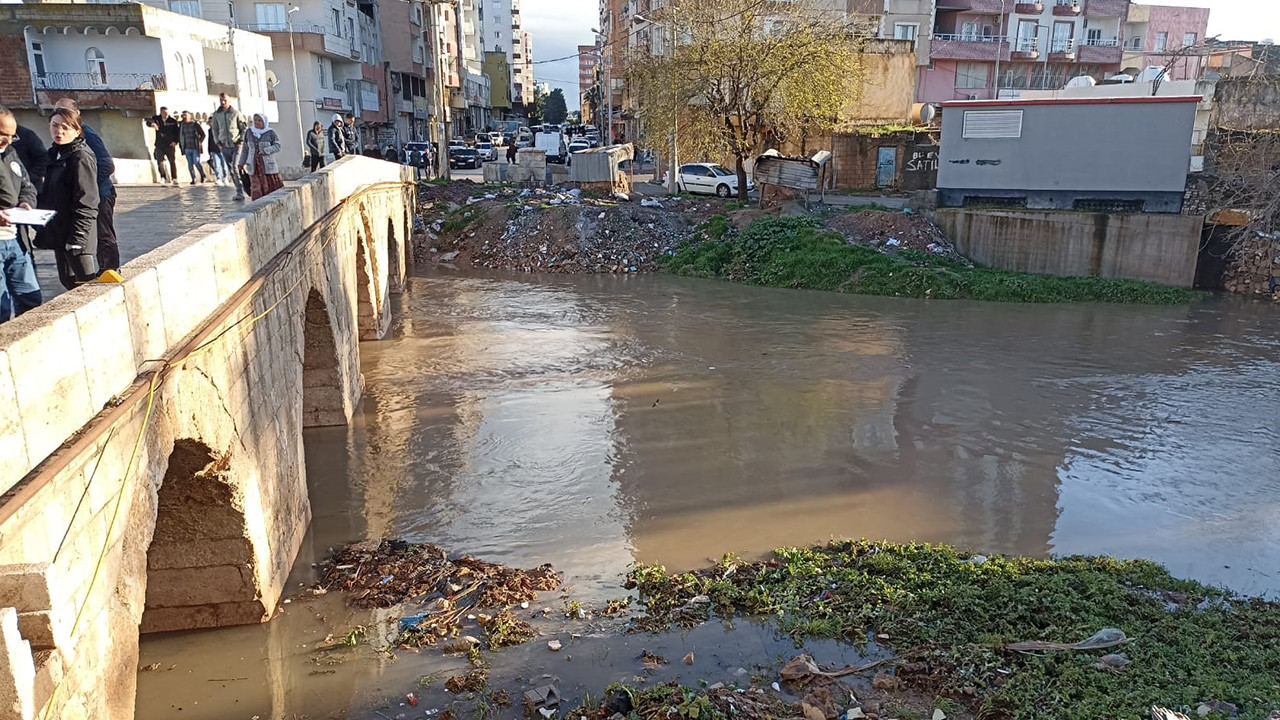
left=168, top=0, right=201, bottom=17
left=1183, top=32, right=1197, bottom=48
left=962, top=110, right=1023, bottom=139
left=894, top=23, right=917, bottom=41
left=186, top=53, right=198, bottom=91
left=1155, top=31, right=1167, bottom=52
left=173, top=53, right=186, bottom=89
left=31, top=41, right=46, bottom=78
left=255, top=3, right=286, bottom=30
left=86, top=47, right=107, bottom=85
left=1086, top=28, right=1101, bottom=42
left=316, top=56, right=327, bottom=88
left=955, top=61, right=988, bottom=88
left=332, top=8, right=342, bottom=34
left=348, top=18, right=355, bottom=42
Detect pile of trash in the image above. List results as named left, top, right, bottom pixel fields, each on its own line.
left=441, top=197, right=691, bottom=274
left=317, top=539, right=560, bottom=649
left=824, top=210, right=969, bottom=264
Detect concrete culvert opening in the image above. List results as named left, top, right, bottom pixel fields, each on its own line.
left=142, top=439, right=261, bottom=633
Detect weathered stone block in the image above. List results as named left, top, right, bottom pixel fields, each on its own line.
left=146, top=537, right=253, bottom=571
left=68, top=284, right=137, bottom=414
left=0, top=350, right=30, bottom=491
left=139, top=600, right=267, bottom=633
left=1, top=312, right=94, bottom=477
left=119, top=267, right=168, bottom=372
left=149, top=236, right=222, bottom=348
left=144, top=565, right=256, bottom=608
left=0, top=565, right=53, bottom=612
left=0, top=607, right=34, bottom=720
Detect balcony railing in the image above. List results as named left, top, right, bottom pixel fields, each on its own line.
left=1082, top=37, right=1118, bottom=46
left=1050, top=38, right=1077, bottom=54
left=34, top=72, right=166, bottom=91
left=933, top=33, right=1005, bottom=42
left=1053, top=0, right=1082, bottom=15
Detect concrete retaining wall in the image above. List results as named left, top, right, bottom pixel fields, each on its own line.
left=0, top=155, right=414, bottom=720
left=935, top=208, right=1204, bottom=287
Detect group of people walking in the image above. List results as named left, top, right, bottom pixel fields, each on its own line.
left=147, top=93, right=282, bottom=203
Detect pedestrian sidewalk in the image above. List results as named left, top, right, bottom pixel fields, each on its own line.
left=33, top=183, right=248, bottom=302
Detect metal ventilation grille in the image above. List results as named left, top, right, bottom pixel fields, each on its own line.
left=962, top=110, right=1024, bottom=139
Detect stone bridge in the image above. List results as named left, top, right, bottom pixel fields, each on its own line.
left=0, top=156, right=415, bottom=720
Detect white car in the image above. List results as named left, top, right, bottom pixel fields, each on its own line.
left=677, top=163, right=754, bottom=197
left=476, top=142, right=497, bottom=161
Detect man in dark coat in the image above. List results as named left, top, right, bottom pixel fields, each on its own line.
left=0, top=106, right=42, bottom=319
left=14, top=124, right=47, bottom=191
left=146, top=107, right=180, bottom=184
left=327, top=114, right=348, bottom=160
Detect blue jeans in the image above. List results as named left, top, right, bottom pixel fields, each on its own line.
left=0, top=237, right=42, bottom=321
left=184, top=149, right=206, bottom=182
left=208, top=150, right=228, bottom=180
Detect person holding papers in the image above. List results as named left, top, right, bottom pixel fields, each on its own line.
left=0, top=105, right=42, bottom=320
left=36, top=107, right=99, bottom=289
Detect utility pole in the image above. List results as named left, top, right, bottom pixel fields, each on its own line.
left=993, top=0, right=1005, bottom=99
left=424, top=0, right=454, bottom=178
left=287, top=6, right=304, bottom=165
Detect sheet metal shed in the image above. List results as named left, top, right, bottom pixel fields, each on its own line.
left=753, top=150, right=833, bottom=205
left=568, top=144, right=634, bottom=187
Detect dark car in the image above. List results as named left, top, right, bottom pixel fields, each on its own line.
left=449, top=147, right=480, bottom=169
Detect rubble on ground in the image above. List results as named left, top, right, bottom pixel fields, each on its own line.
left=824, top=210, right=970, bottom=264
left=414, top=182, right=728, bottom=274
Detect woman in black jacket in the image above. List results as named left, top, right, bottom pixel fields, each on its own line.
left=36, top=107, right=99, bottom=289
left=306, top=121, right=326, bottom=172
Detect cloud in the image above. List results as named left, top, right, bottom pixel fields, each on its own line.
left=523, top=0, right=596, bottom=109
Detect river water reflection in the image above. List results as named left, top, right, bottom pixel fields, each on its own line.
left=136, top=270, right=1280, bottom=719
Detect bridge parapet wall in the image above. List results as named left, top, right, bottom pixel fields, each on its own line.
left=0, top=155, right=414, bottom=720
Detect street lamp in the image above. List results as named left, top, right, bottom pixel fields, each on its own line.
left=287, top=5, right=304, bottom=165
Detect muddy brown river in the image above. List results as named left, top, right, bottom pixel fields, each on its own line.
left=136, top=271, right=1280, bottom=719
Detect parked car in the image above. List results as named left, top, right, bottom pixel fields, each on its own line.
left=676, top=163, right=754, bottom=197
left=474, top=132, right=494, bottom=145
left=568, top=140, right=591, bottom=154
left=449, top=147, right=480, bottom=169
left=449, top=138, right=468, bottom=150
left=476, top=142, right=497, bottom=161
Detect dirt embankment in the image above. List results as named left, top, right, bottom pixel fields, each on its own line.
left=414, top=182, right=762, bottom=274
left=414, top=181, right=969, bottom=273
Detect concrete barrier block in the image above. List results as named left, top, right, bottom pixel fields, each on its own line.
left=69, top=285, right=137, bottom=412
left=0, top=606, right=35, bottom=720
left=0, top=312, right=93, bottom=472
left=0, top=351, right=30, bottom=492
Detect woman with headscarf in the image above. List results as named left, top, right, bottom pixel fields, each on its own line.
left=237, top=113, right=282, bottom=200
left=36, top=107, right=99, bottom=289
left=327, top=113, right=347, bottom=160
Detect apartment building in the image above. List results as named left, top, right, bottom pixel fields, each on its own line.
left=1123, top=4, right=1211, bottom=80
left=0, top=2, right=273, bottom=182
left=378, top=0, right=433, bottom=144
left=578, top=43, right=599, bottom=115
left=917, top=0, right=1131, bottom=103
left=514, top=32, right=534, bottom=107
left=482, top=0, right=531, bottom=114
left=236, top=0, right=388, bottom=161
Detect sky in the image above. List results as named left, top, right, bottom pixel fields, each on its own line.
left=524, top=0, right=1279, bottom=111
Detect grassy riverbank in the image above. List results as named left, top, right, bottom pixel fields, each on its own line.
left=623, top=541, right=1280, bottom=720
left=664, top=216, right=1195, bottom=304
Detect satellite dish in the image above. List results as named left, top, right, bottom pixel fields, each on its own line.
left=1106, top=73, right=1135, bottom=83
left=1136, top=66, right=1168, bottom=83
left=1065, top=75, right=1097, bottom=88
left=265, top=69, right=279, bottom=87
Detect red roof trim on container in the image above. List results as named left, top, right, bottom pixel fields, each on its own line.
left=940, top=96, right=1203, bottom=108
